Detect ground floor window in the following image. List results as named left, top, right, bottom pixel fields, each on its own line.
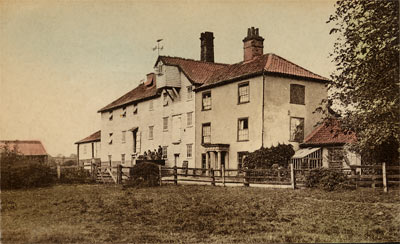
left=186, top=144, right=193, bottom=158
left=201, top=153, right=207, bottom=173
left=237, top=151, right=248, bottom=171
left=162, top=146, right=168, bottom=159
left=328, top=147, right=344, bottom=168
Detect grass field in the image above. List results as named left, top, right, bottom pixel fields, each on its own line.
left=2, top=184, right=400, bottom=243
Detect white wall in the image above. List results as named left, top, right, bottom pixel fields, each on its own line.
left=100, top=66, right=195, bottom=168
left=78, top=141, right=100, bottom=160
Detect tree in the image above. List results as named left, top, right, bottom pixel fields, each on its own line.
left=324, top=0, right=399, bottom=164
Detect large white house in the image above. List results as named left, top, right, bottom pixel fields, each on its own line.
left=93, top=27, right=329, bottom=171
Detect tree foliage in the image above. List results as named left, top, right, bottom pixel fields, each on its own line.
left=324, top=0, right=399, bottom=164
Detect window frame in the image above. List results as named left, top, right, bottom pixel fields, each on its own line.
left=202, top=123, right=211, bottom=144
left=163, top=92, right=168, bottom=106
left=290, top=84, right=305, bottom=105
left=121, top=154, right=125, bottom=164
left=202, top=91, right=212, bottom=111
left=108, top=132, right=113, bottom=145
left=187, top=86, right=193, bottom=100
left=148, top=126, right=154, bottom=140
left=186, top=144, right=193, bottom=158
left=237, top=117, right=249, bottom=142
left=121, top=131, right=126, bottom=144
left=289, top=117, right=305, bottom=142
left=237, top=151, right=248, bottom=172
left=162, top=146, right=168, bottom=159
left=108, top=111, right=113, bottom=121
left=238, top=81, right=250, bottom=104
left=187, top=112, right=193, bottom=127
left=163, top=117, right=168, bottom=131
left=149, top=100, right=154, bottom=111
left=121, top=107, right=127, bottom=118
left=133, top=104, right=138, bottom=114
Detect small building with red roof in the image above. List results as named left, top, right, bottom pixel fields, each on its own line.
left=75, top=130, right=101, bottom=167
left=291, top=120, right=361, bottom=169
left=0, top=140, right=48, bottom=163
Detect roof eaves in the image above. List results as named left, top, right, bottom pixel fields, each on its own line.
left=97, top=93, right=161, bottom=113
left=195, top=71, right=263, bottom=92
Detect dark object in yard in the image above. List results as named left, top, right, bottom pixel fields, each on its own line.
left=127, top=162, right=160, bottom=187
left=136, top=159, right=165, bottom=166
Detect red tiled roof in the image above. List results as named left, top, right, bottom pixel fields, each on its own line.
left=156, top=56, right=228, bottom=85
left=98, top=78, right=158, bottom=113
left=75, top=130, right=101, bottom=144
left=301, top=120, right=356, bottom=146
left=200, top=53, right=329, bottom=89
left=0, top=140, right=47, bottom=156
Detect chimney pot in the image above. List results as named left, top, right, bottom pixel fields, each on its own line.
left=200, top=31, right=215, bottom=62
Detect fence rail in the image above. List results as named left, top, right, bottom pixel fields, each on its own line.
left=70, top=161, right=399, bottom=192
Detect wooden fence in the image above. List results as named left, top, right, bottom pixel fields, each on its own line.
left=81, top=162, right=399, bottom=192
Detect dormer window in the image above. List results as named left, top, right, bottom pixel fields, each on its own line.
left=109, top=111, right=113, bottom=121
left=121, top=107, right=126, bottom=118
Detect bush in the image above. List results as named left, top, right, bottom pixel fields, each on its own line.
left=126, top=162, right=160, bottom=187
left=1, top=160, right=56, bottom=190
left=305, top=168, right=351, bottom=191
left=243, top=144, right=295, bottom=169
left=59, top=167, right=93, bottom=184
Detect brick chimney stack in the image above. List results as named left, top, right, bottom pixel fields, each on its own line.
left=243, top=27, right=264, bottom=61
left=200, top=32, right=214, bottom=63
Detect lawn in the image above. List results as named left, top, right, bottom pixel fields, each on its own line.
left=1, top=184, right=400, bottom=243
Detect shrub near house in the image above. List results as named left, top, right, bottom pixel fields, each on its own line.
left=243, top=144, right=295, bottom=169
left=1, top=148, right=55, bottom=189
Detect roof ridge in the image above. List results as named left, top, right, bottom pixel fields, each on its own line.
left=159, top=55, right=228, bottom=66
left=267, top=53, right=329, bottom=80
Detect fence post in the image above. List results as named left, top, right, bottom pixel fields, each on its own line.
left=382, top=162, right=387, bottom=193
left=290, top=163, right=296, bottom=190
left=211, top=168, right=215, bottom=186
left=117, top=164, right=122, bottom=184
left=158, top=165, right=162, bottom=186
left=173, top=166, right=178, bottom=185
left=222, top=164, right=226, bottom=187
left=57, top=165, right=61, bottom=180
left=92, top=163, right=98, bottom=181
left=277, top=168, right=281, bottom=182
left=243, top=169, right=249, bottom=187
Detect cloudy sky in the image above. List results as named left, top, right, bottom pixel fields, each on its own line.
left=0, top=0, right=337, bottom=156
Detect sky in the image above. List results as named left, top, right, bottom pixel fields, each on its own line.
left=0, top=0, right=337, bottom=156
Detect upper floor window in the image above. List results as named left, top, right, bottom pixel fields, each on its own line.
left=202, top=123, right=211, bottom=144
left=290, top=84, right=305, bottom=105
left=133, top=104, right=138, bottom=114
left=121, top=131, right=126, bottom=143
left=163, top=93, right=168, bottom=106
left=290, top=117, right=304, bottom=142
left=238, top=118, right=249, bottom=141
left=187, top=112, right=193, bottom=127
left=148, top=126, right=154, bottom=140
left=149, top=100, right=154, bottom=111
left=156, top=63, right=163, bottom=75
left=121, top=107, right=126, bottom=118
left=163, top=117, right=168, bottom=131
left=202, top=91, right=211, bottom=110
left=238, top=82, right=249, bottom=104
left=108, top=133, right=113, bottom=144
left=187, top=86, right=193, bottom=100
left=108, top=111, right=113, bottom=121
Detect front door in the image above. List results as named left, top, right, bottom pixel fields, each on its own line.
left=174, top=154, right=179, bottom=167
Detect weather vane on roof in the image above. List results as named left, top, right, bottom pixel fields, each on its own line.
left=153, top=39, right=164, bottom=56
